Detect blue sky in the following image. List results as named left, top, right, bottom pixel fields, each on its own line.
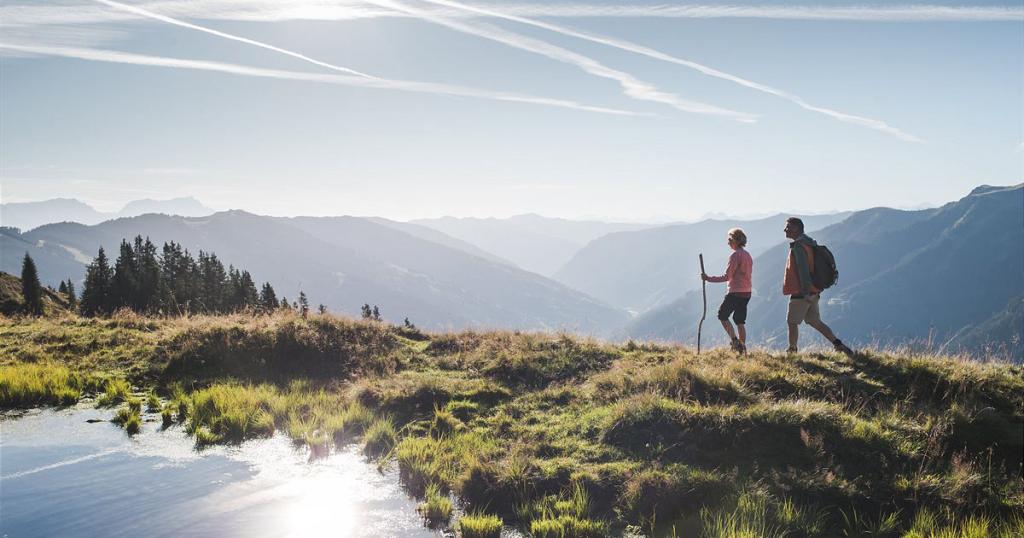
left=1, top=1, right=1021, bottom=220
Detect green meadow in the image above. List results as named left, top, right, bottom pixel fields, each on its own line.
left=1, top=310, right=1021, bottom=537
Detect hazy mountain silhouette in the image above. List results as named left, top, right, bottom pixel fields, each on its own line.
left=1, top=211, right=626, bottom=333
left=625, top=185, right=1024, bottom=361
left=555, top=213, right=850, bottom=313
left=0, top=198, right=108, bottom=231
left=118, top=197, right=214, bottom=218
left=0, top=196, right=215, bottom=231
left=411, top=214, right=651, bottom=276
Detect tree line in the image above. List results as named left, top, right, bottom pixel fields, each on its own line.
left=16, top=238, right=406, bottom=324
left=75, top=236, right=290, bottom=316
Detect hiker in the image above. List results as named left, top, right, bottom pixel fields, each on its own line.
left=702, top=228, right=753, bottom=354
left=782, top=217, right=854, bottom=356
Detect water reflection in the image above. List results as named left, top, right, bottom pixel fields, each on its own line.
left=0, top=406, right=437, bottom=537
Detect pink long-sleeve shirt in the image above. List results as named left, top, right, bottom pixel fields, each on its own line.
left=706, top=248, right=753, bottom=294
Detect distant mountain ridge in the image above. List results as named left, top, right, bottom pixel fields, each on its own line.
left=0, top=211, right=626, bottom=334
left=0, top=197, right=215, bottom=231
left=554, top=212, right=851, bottom=313
left=411, top=213, right=652, bottom=276
left=625, top=184, right=1024, bottom=362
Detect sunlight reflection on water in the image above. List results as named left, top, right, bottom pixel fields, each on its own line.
left=0, top=405, right=438, bottom=537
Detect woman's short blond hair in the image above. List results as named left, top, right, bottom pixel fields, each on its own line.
left=728, top=228, right=747, bottom=247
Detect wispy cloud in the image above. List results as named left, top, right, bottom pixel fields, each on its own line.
left=92, top=0, right=376, bottom=78
left=420, top=0, right=922, bottom=141
left=0, top=42, right=640, bottom=116
left=365, top=0, right=757, bottom=122
left=4, top=2, right=1021, bottom=25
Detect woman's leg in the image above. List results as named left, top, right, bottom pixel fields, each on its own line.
left=720, top=318, right=737, bottom=340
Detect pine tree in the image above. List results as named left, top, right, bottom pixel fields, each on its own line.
left=298, top=291, right=309, bottom=318
left=318, top=304, right=327, bottom=315
left=259, top=283, right=278, bottom=312
left=372, top=305, right=381, bottom=322
left=81, top=247, right=113, bottom=316
left=59, top=281, right=68, bottom=295
left=280, top=297, right=290, bottom=310
left=135, top=237, right=161, bottom=312
left=65, top=280, right=78, bottom=309
left=111, top=239, right=138, bottom=311
left=20, top=253, right=44, bottom=316
left=361, top=303, right=372, bottom=319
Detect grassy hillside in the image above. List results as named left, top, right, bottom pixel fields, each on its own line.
left=1, top=312, right=1021, bottom=536
left=0, top=271, right=73, bottom=316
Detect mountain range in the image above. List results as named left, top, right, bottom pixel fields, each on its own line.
left=554, top=212, right=851, bottom=313
left=2, top=185, right=1019, bottom=360
left=1, top=211, right=626, bottom=334
left=0, top=197, right=215, bottom=232
left=411, top=214, right=650, bottom=276
left=625, top=184, right=1024, bottom=361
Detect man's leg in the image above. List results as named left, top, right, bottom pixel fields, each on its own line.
left=804, top=296, right=854, bottom=356
left=737, top=324, right=746, bottom=344
left=786, top=297, right=809, bottom=352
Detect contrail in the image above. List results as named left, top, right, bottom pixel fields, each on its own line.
left=0, top=448, right=121, bottom=481
left=419, top=0, right=922, bottom=142
left=365, top=0, right=758, bottom=122
left=5, top=3, right=1022, bottom=25
left=0, top=42, right=642, bottom=116
left=92, top=0, right=377, bottom=79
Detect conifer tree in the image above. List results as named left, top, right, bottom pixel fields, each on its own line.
left=318, top=304, right=327, bottom=315
left=80, top=247, right=113, bottom=316
left=59, top=281, right=68, bottom=295
left=111, top=239, right=138, bottom=311
left=280, top=297, right=290, bottom=310
left=361, top=303, right=372, bottom=319
left=260, top=283, right=278, bottom=312
left=298, top=291, right=309, bottom=318
left=64, top=280, right=78, bottom=309
left=20, top=253, right=44, bottom=316
left=372, top=305, right=381, bottom=321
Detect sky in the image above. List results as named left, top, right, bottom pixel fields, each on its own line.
left=1, top=0, right=1021, bottom=221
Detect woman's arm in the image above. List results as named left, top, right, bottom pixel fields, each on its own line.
left=705, top=254, right=735, bottom=283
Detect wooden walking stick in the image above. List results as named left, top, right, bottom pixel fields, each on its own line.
left=697, top=253, right=707, bottom=355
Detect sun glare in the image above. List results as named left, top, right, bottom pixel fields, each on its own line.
left=285, top=474, right=360, bottom=537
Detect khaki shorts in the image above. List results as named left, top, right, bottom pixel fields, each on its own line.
left=787, top=294, right=821, bottom=325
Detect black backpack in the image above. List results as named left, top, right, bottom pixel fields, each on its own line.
left=810, top=244, right=839, bottom=290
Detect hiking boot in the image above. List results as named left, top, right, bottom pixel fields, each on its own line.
left=833, top=339, right=854, bottom=357
left=730, top=337, right=745, bottom=354
left=786, top=346, right=798, bottom=354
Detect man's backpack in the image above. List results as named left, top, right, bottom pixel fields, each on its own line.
left=811, top=244, right=839, bottom=290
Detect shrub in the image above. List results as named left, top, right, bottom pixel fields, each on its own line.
left=458, top=511, right=502, bottom=538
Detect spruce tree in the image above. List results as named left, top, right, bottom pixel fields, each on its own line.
left=298, top=291, right=309, bottom=318
left=20, top=253, right=44, bottom=316
left=372, top=305, right=381, bottom=321
left=65, top=280, right=78, bottom=309
left=259, top=283, right=278, bottom=312
left=59, top=281, right=68, bottom=295
left=361, top=303, right=372, bottom=319
left=81, top=247, right=113, bottom=316
left=318, top=304, right=327, bottom=315
left=111, top=239, right=138, bottom=311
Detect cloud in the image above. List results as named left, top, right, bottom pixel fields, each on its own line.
left=420, top=0, right=921, bottom=142
left=0, top=42, right=641, bottom=116
left=92, top=0, right=376, bottom=79
left=4, top=2, right=1020, bottom=25
left=364, top=0, right=757, bottom=122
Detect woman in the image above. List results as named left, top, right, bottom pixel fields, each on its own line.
left=702, top=228, right=753, bottom=354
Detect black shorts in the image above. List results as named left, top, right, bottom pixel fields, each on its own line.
left=718, top=293, right=751, bottom=324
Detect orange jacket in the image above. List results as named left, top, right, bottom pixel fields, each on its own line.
left=783, top=238, right=819, bottom=296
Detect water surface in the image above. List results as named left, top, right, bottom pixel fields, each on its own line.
left=1, top=406, right=440, bottom=537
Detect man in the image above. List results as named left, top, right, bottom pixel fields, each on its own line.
left=782, top=217, right=854, bottom=356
